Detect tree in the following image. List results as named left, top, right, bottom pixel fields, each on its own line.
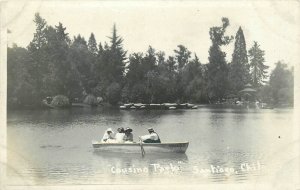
left=248, top=41, right=269, bottom=87
left=173, top=45, right=191, bottom=102
left=269, top=61, right=293, bottom=105
left=207, top=18, right=233, bottom=101
left=27, top=13, right=49, bottom=100
left=183, top=54, right=207, bottom=102
left=88, top=33, right=98, bottom=55
left=28, top=13, right=47, bottom=51
left=43, top=23, right=73, bottom=96
left=106, top=82, right=122, bottom=105
left=87, top=33, right=99, bottom=93
left=228, top=27, right=250, bottom=93
left=7, top=45, right=36, bottom=107
left=108, top=24, right=127, bottom=83
left=155, top=55, right=177, bottom=102
left=123, top=53, right=146, bottom=102
left=174, top=45, right=191, bottom=71
left=69, top=35, right=92, bottom=96
left=95, top=25, right=127, bottom=104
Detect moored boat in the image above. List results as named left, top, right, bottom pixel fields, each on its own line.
left=92, top=141, right=189, bottom=154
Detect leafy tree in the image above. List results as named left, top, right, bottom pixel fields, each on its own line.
left=28, top=13, right=47, bottom=51
left=207, top=18, right=233, bottom=101
left=7, top=45, right=36, bottom=107
left=248, top=41, right=269, bottom=87
left=69, top=35, right=92, bottom=95
left=123, top=53, right=146, bottom=102
left=155, top=55, right=177, bottom=102
left=156, top=51, right=165, bottom=66
left=174, top=45, right=191, bottom=71
left=44, top=23, right=73, bottom=96
left=106, top=82, right=122, bottom=105
left=228, top=27, right=250, bottom=93
left=173, top=45, right=191, bottom=102
left=269, top=61, right=293, bottom=105
left=257, top=84, right=273, bottom=104
left=183, top=54, right=206, bottom=102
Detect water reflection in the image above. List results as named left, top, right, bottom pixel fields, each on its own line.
left=93, top=151, right=188, bottom=161
left=7, top=106, right=294, bottom=185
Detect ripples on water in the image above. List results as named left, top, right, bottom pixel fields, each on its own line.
left=6, top=106, right=295, bottom=185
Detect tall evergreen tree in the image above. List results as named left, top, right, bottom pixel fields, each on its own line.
left=207, top=18, right=233, bottom=101
left=108, top=24, right=127, bottom=83
left=87, top=33, right=98, bottom=85
left=228, top=27, right=250, bottom=93
left=95, top=24, right=127, bottom=104
left=27, top=13, right=48, bottom=100
left=248, top=41, right=269, bottom=87
left=88, top=33, right=98, bottom=55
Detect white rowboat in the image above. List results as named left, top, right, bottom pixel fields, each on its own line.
left=92, top=142, right=189, bottom=154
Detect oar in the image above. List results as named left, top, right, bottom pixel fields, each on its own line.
left=139, top=137, right=146, bottom=157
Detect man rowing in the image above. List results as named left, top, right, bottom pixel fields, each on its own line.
left=139, top=128, right=161, bottom=143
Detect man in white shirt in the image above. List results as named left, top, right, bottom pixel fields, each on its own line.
left=140, top=128, right=161, bottom=143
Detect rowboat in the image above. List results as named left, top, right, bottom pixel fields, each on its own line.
left=92, top=141, right=189, bottom=154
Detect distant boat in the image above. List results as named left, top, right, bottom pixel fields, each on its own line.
left=119, top=103, right=198, bottom=110
left=92, top=142, right=189, bottom=154
left=119, top=105, right=127, bottom=109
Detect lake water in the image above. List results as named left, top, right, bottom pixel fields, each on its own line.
left=6, top=106, right=297, bottom=186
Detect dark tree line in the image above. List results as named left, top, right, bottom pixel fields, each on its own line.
left=7, top=14, right=294, bottom=108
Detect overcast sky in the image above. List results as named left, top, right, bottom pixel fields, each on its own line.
left=6, top=0, right=300, bottom=71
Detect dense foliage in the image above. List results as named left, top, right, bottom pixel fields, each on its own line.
left=7, top=14, right=294, bottom=108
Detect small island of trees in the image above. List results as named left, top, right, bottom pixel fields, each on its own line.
left=7, top=14, right=294, bottom=109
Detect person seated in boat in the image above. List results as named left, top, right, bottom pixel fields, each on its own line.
left=124, top=127, right=133, bottom=142
left=115, top=127, right=125, bottom=143
left=139, top=128, right=161, bottom=143
left=101, top=128, right=115, bottom=143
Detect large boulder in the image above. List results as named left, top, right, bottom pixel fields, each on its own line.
left=51, top=95, right=70, bottom=108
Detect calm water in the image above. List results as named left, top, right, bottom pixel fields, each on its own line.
left=6, top=106, right=296, bottom=185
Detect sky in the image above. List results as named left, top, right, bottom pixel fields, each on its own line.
left=5, top=0, right=300, bottom=71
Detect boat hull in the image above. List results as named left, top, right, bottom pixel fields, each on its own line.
left=92, top=142, right=189, bottom=154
